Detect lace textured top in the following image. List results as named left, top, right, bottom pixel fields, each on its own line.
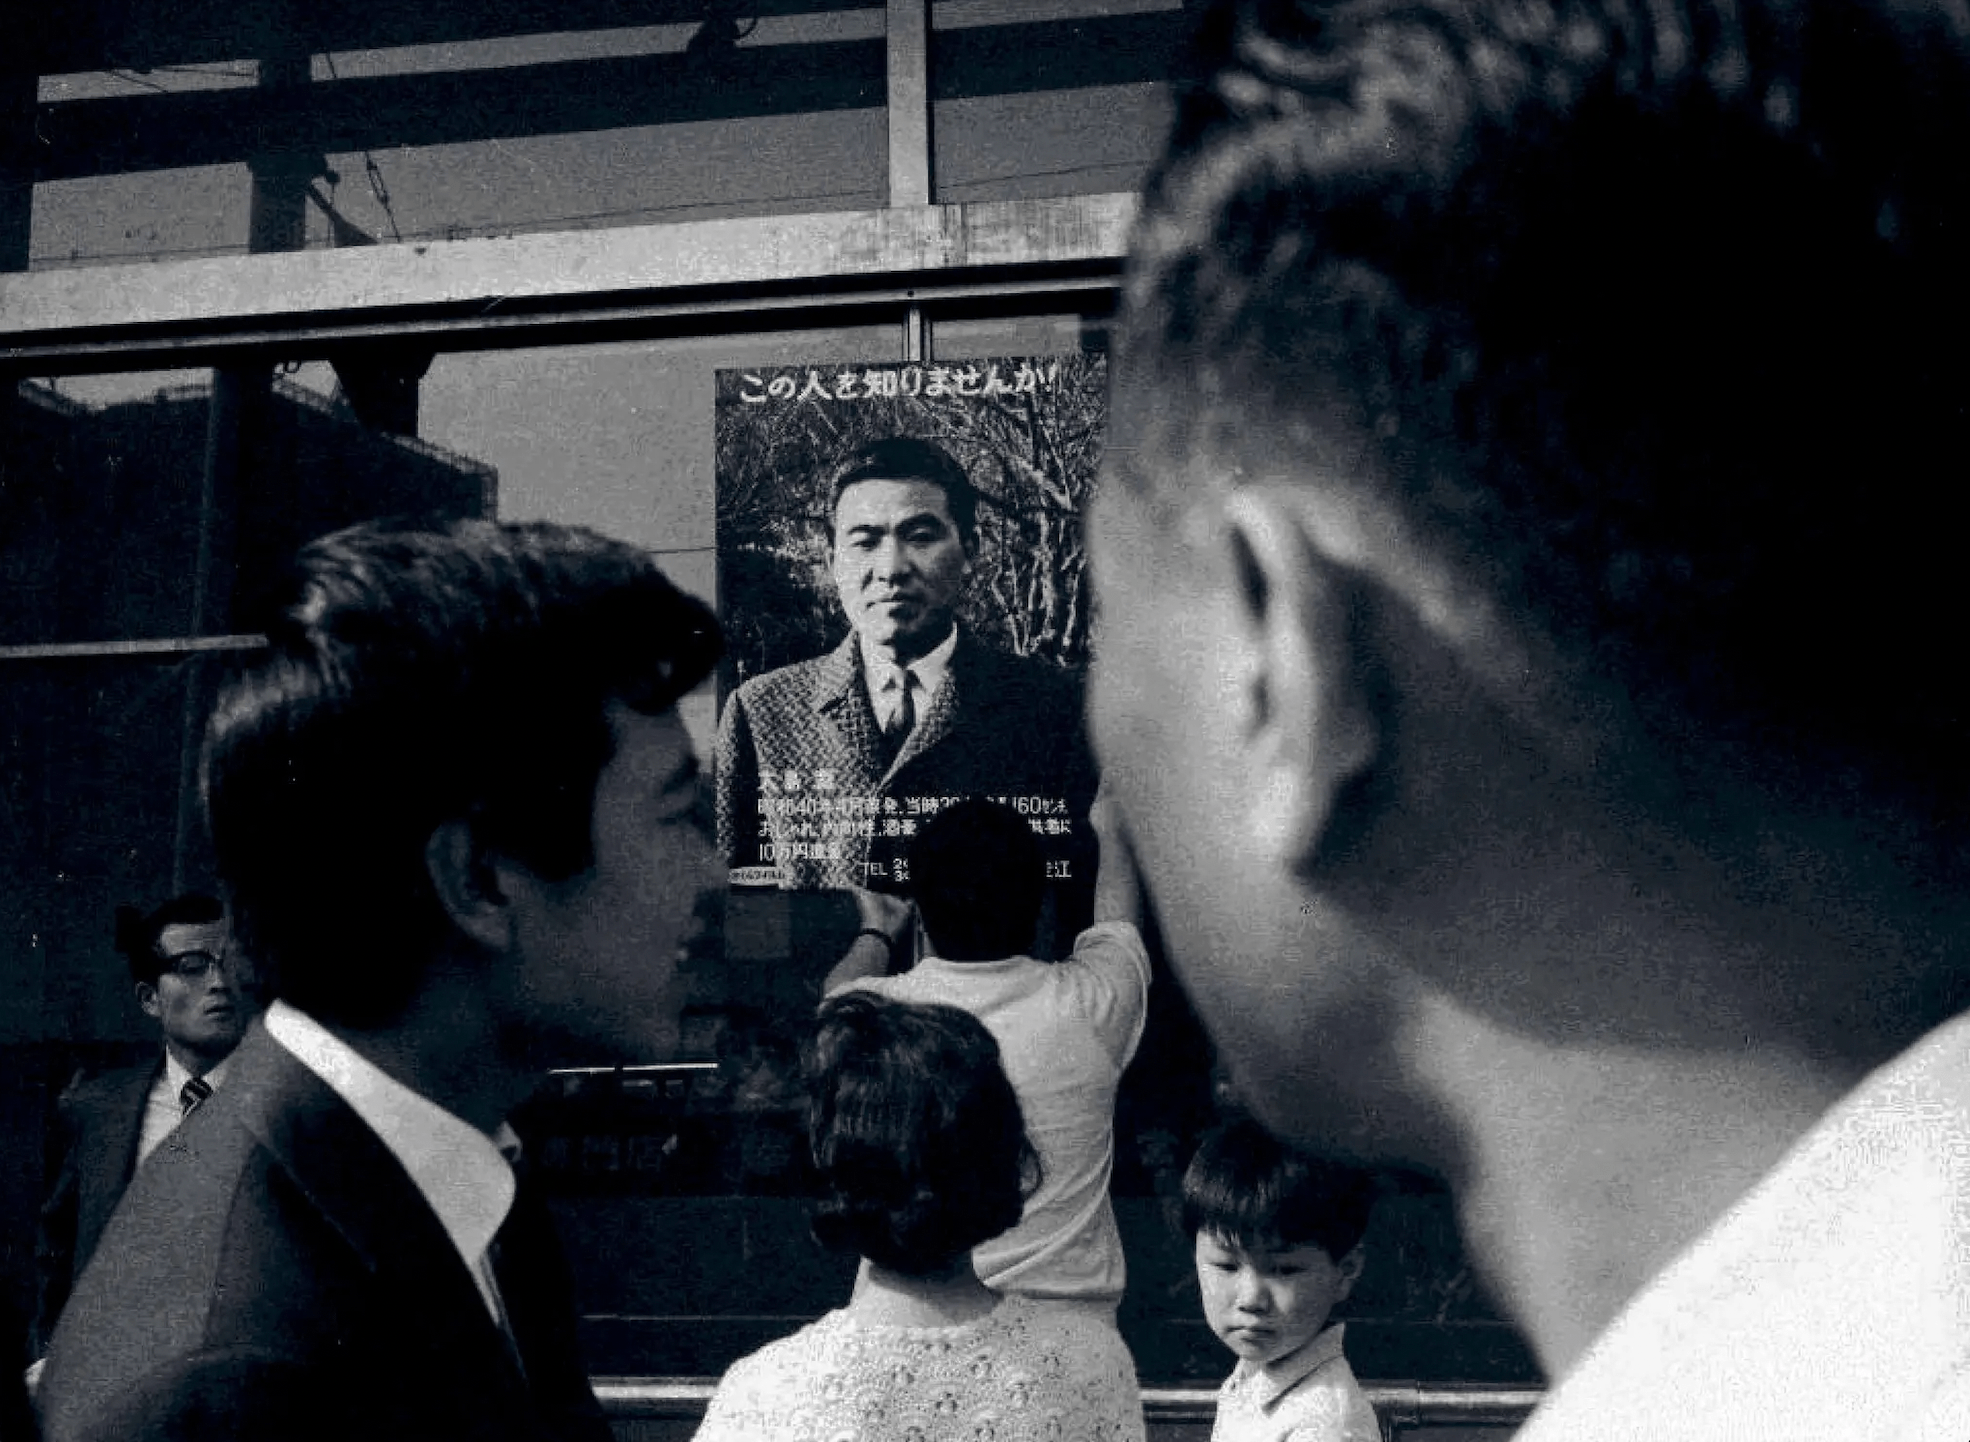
left=693, top=1294, right=1146, bottom=1442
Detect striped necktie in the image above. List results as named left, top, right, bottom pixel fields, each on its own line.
left=179, top=1075, right=213, bottom=1115
left=880, top=671, right=916, bottom=767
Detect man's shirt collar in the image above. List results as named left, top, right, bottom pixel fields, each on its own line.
left=860, top=623, right=959, bottom=720
left=163, top=1049, right=233, bottom=1094
left=263, top=1000, right=517, bottom=1289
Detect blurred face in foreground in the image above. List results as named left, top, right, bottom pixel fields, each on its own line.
left=1086, top=433, right=1400, bottom=1158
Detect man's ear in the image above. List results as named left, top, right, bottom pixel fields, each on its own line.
left=135, top=983, right=160, bottom=1021
left=1219, top=487, right=1379, bottom=873
left=425, top=819, right=514, bottom=953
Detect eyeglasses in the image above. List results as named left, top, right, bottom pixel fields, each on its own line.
left=161, top=951, right=253, bottom=983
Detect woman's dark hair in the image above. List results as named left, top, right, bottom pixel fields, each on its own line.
left=804, top=992, right=1039, bottom=1276
left=1182, top=1118, right=1376, bottom=1262
left=114, top=893, right=226, bottom=988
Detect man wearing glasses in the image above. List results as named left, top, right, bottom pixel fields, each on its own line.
left=32, top=893, right=254, bottom=1359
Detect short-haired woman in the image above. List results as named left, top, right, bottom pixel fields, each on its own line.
left=693, top=991, right=1145, bottom=1442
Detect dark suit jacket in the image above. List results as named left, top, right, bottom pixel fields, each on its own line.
left=38, top=1025, right=611, bottom=1442
left=715, top=627, right=1098, bottom=890
left=33, top=1058, right=160, bottom=1356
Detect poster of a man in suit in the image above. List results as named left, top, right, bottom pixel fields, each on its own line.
left=713, top=356, right=1104, bottom=902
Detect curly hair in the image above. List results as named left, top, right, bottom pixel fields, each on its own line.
left=1118, top=0, right=1970, bottom=838
left=804, top=992, right=1040, bottom=1276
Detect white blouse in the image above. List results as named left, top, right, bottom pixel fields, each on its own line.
left=694, top=1294, right=1146, bottom=1442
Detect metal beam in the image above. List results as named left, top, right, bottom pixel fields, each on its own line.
left=0, top=193, right=1135, bottom=368
left=0, top=636, right=268, bottom=663
left=29, top=40, right=887, bottom=183
left=23, top=8, right=1182, bottom=186
left=16, top=0, right=878, bottom=77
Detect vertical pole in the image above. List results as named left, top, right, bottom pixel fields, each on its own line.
left=0, top=69, right=35, bottom=1052
left=889, top=0, right=932, bottom=361
left=0, top=70, right=35, bottom=273
left=886, top=0, right=932, bottom=207
left=174, top=48, right=314, bottom=887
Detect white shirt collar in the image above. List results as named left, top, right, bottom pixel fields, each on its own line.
left=163, top=1049, right=233, bottom=1095
left=1518, top=1008, right=1970, bottom=1442
left=1234, top=1322, right=1348, bottom=1410
left=263, top=1000, right=517, bottom=1294
left=861, top=623, right=959, bottom=721
left=141, top=1050, right=236, bottom=1164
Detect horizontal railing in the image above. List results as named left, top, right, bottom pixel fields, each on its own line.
left=594, top=1377, right=1546, bottom=1438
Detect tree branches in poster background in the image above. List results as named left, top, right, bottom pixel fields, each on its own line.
left=715, top=355, right=1107, bottom=689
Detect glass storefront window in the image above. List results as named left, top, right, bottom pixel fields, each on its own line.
left=929, top=306, right=1113, bottom=360
left=1, top=311, right=1535, bottom=1390
left=23, top=13, right=887, bottom=271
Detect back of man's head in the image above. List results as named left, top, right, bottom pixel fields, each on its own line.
left=908, top=798, right=1045, bottom=962
left=202, top=518, right=721, bottom=1029
left=1119, top=0, right=1970, bottom=841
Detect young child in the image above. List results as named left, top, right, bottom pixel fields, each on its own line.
left=1184, top=1119, right=1380, bottom=1442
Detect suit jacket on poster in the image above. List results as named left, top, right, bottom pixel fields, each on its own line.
left=715, top=627, right=1097, bottom=890
left=37, top=1024, right=611, bottom=1442
left=33, top=1058, right=160, bottom=1356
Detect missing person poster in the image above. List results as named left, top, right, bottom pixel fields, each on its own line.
left=712, top=355, right=1106, bottom=895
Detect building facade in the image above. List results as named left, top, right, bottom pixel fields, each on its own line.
left=0, top=3, right=1537, bottom=1428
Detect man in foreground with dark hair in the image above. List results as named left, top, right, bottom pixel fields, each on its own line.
left=716, top=435, right=1095, bottom=891
left=825, top=793, right=1148, bottom=1318
left=1088, top=0, right=1970, bottom=1431
left=39, top=519, right=725, bottom=1442
left=33, top=894, right=252, bottom=1360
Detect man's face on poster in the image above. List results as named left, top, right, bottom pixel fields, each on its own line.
left=831, top=478, right=972, bottom=661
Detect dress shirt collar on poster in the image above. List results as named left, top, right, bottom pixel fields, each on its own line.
left=861, top=624, right=958, bottom=730
left=263, top=999, right=519, bottom=1323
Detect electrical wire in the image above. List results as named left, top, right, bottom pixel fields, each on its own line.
left=150, top=64, right=260, bottom=81
left=320, top=51, right=405, bottom=242
left=104, top=69, right=172, bottom=94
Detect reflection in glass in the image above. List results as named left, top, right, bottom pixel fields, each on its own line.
left=27, top=13, right=888, bottom=270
